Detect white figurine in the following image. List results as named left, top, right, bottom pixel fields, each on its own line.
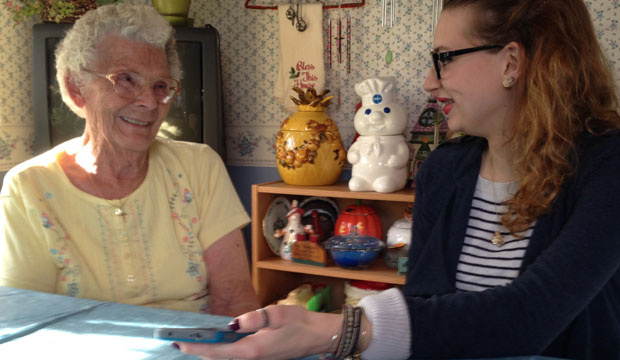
left=348, top=77, right=409, bottom=193
left=274, top=200, right=312, bottom=260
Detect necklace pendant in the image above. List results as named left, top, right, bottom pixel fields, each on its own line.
left=491, top=231, right=505, bottom=246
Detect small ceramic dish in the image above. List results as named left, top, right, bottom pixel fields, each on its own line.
left=324, top=230, right=384, bottom=269
left=386, top=218, right=412, bottom=248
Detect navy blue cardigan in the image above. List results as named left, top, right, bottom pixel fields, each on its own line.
left=405, top=133, right=620, bottom=359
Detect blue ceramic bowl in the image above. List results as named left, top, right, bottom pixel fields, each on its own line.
left=324, top=232, right=385, bottom=269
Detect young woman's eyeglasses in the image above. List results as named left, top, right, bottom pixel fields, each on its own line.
left=431, top=45, right=504, bottom=79
left=84, top=69, right=181, bottom=104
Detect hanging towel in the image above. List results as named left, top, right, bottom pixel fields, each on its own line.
left=274, top=3, right=325, bottom=112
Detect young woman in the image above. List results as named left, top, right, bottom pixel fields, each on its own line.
left=176, top=0, right=620, bottom=358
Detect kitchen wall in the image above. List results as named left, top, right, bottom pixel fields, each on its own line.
left=2, top=0, right=618, bottom=170
left=193, top=0, right=620, bottom=168
left=0, top=1, right=619, bottom=236
left=203, top=0, right=440, bottom=167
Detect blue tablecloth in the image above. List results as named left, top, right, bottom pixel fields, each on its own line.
left=0, top=286, right=230, bottom=359
left=0, top=286, right=565, bottom=360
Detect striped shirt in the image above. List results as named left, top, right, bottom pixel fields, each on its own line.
left=455, top=176, right=534, bottom=292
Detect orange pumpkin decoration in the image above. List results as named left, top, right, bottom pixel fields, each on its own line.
left=334, top=204, right=383, bottom=240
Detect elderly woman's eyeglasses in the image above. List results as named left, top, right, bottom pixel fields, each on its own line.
left=84, top=69, right=181, bottom=104
left=431, top=45, right=504, bottom=79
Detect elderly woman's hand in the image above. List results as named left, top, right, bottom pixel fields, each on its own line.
left=176, top=304, right=342, bottom=360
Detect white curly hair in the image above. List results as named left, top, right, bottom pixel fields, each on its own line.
left=55, top=3, right=182, bottom=116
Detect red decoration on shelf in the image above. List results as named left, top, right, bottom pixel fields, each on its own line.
left=334, top=204, right=383, bottom=240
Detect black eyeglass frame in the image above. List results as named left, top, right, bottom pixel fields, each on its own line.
left=431, top=45, right=504, bottom=79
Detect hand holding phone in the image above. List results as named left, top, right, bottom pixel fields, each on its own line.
left=153, top=327, right=252, bottom=343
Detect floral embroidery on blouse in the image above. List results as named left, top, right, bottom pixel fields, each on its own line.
left=184, top=188, right=192, bottom=203
left=41, top=207, right=81, bottom=297
left=167, top=170, right=205, bottom=286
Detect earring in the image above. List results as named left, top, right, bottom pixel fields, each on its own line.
left=502, top=77, right=515, bottom=88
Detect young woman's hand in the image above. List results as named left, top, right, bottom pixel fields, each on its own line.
left=176, top=304, right=342, bottom=360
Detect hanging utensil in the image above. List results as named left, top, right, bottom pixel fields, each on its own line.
left=295, top=0, right=307, bottom=32
left=381, top=0, right=386, bottom=27
left=327, top=17, right=332, bottom=68
left=346, top=15, right=351, bottom=74
left=382, top=0, right=396, bottom=65
left=286, top=0, right=296, bottom=25
left=337, top=15, right=342, bottom=63
left=390, top=0, right=395, bottom=28
left=382, top=0, right=394, bottom=28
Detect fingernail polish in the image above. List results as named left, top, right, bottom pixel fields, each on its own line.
left=228, top=318, right=240, bottom=331
left=171, top=342, right=180, bottom=350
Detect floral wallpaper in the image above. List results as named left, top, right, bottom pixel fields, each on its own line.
left=0, top=0, right=618, bottom=171
left=0, top=12, right=37, bottom=171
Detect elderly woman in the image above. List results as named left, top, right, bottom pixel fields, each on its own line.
left=0, top=4, right=259, bottom=316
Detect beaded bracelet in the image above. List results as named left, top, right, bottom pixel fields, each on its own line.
left=347, top=307, right=362, bottom=356
left=334, top=305, right=354, bottom=359
left=343, top=307, right=362, bottom=358
left=331, top=305, right=363, bottom=360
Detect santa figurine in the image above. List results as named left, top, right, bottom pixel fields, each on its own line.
left=348, top=77, right=409, bottom=193
left=275, top=200, right=312, bottom=260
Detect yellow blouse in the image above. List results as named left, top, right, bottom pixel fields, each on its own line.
left=0, top=138, right=249, bottom=313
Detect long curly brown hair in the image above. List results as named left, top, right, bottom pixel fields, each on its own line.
left=442, top=0, right=620, bottom=233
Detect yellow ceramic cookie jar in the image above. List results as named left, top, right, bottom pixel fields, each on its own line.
left=276, top=88, right=346, bottom=185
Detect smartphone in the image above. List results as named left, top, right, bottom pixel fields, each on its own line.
left=153, top=327, right=251, bottom=343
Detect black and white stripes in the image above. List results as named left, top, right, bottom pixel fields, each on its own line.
left=455, top=176, right=533, bottom=292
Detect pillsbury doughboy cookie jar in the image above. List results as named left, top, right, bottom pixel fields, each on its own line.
left=348, top=77, right=409, bottom=193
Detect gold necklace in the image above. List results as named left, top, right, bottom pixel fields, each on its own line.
left=489, top=156, right=505, bottom=247
left=86, top=171, right=130, bottom=212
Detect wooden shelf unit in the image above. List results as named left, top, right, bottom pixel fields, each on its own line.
left=251, top=181, right=414, bottom=307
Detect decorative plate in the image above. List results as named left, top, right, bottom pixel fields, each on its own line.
left=262, top=197, right=291, bottom=256
left=299, top=197, right=340, bottom=240
left=299, top=197, right=339, bottom=222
